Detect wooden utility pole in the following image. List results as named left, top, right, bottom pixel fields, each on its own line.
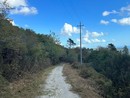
left=78, top=22, right=84, bottom=65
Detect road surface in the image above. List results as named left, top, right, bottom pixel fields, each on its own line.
left=36, top=65, right=80, bottom=98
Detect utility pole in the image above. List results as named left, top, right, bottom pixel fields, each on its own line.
left=78, top=22, right=84, bottom=65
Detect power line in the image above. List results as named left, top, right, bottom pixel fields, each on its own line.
left=61, top=0, right=82, bottom=23
left=78, top=22, right=84, bottom=65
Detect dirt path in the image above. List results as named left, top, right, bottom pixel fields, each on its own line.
left=37, top=65, right=80, bottom=98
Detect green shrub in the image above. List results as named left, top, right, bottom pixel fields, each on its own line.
left=73, top=63, right=113, bottom=98
left=79, top=64, right=93, bottom=78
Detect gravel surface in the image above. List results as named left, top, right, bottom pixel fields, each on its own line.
left=36, top=65, right=80, bottom=98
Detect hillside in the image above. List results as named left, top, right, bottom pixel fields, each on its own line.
left=0, top=18, right=130, bottom=98
left=0, top=18, right=67, bottom=97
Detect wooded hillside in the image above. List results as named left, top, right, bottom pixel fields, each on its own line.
left=0, top=19, right=67, bottom=82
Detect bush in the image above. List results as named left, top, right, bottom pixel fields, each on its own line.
left=73, top=63, right=113, bottom=97
left=79, top=67, right=92, bottom=78
left=65, top=49, right=78, bottom=63
left=71, top=62, right=81, bottom=69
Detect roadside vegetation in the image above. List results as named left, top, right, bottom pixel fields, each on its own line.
left=0, top=17, right=68, bottom=97
left=0, top=1, right=66, bottom=96
left=0, top=1, right=130, bottom=98
left=63, top=64, right=103, bottom=98
left=69, top=44, right=130, bottom=98
left=0, top=65, right=54, bottom=98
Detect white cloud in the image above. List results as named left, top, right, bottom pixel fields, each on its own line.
left=84, top=38, right=91, bottom=43
left=73, top=27, right=79, bottom=33
left=120, top=5, right=130, bottom=16
left=11, top=20, right=16, bottom=26
left=7, top=18, right=16, bottom=25
left=102, top=11, right=110, bottom=16
left=91, top=39, right=106, bottom=43
left=102, top=10, right=118, bottom=16
left=76, top=38, right=80, bottom=42
left=0, top=0, right=38, bottom=15
left=100, top=20, right=109, bottom=25
left=111, top=19, right=118, bottom=23
left=83, top=31, right=106, bottom=44
left=61, top=23, right=79, bottom=36
left=111, top=17, right=130, bottom=25
left=3, top=0, right=27, bottom=7
left=83, top=33, right=91, bottom=43
left=10, top=6, right=38, bottom=15
left=91, top=32, right=104, bottom=38
left=60, top=43, right=64, bottom=46
left=91, top=39, right=101, bottom=43
left=102, top=39, right=106, bottom=42
left=118, top=17, right=130, bottom=25
left=103, top=4, right=130, bottom=17
left=102, top=5, right=130, bottom=25
left=109, top=5, right=130, bottom=25
left=121, top=5, right=130, bottom=12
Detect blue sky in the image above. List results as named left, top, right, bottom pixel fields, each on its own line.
left=2, top=0, right=130, bottom=48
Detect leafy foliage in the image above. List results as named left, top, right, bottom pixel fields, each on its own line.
left=85, top=45, right=130, bottom=98
left=0, top=7, right=130, bottom=98
left=0, top=19, right=66, bottom=81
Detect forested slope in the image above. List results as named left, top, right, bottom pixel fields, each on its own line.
left=0, top=19, right=66, bottom=82
left=0, top=18, right=130, bottom=98
left=75, top=45, right=130, bottom=98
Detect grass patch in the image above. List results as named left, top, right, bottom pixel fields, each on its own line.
left=0, top=75, right=11, bottom=98
left=72, top=63, right=113, bottom=98
left=0, top=66, right=54, bottom=98
left=79, top=64, right=113, bottom=97
left=63, top=64, right=103, bottom=98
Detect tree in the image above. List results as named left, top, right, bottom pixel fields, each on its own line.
left=50, top=32, right=61, bottom=45
left=67, top=38, right=76, bottom=48
left=0, top=0, right=11, bottom=19
left=108, top=43, right=117, bottom=51
left=122, top=45, right=129, bottom=55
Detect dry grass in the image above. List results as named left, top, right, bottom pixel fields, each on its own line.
left=6, top=66, right=54, bottom=98
left=63, top=64, right=103, bottom=98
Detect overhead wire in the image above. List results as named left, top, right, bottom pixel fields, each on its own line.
left=60, top=0, right=87, bottom=48
left=60, top=0, right=82, bottom=24
left=60, top=0, right=86, bottom=31
left=69, top=0, right=86, bottom=33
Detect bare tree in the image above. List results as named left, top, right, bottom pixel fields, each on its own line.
left=0, top=0, right=12, bottom=19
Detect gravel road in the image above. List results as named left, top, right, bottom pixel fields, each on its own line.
left=36, top=65, right=80, bottom=98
